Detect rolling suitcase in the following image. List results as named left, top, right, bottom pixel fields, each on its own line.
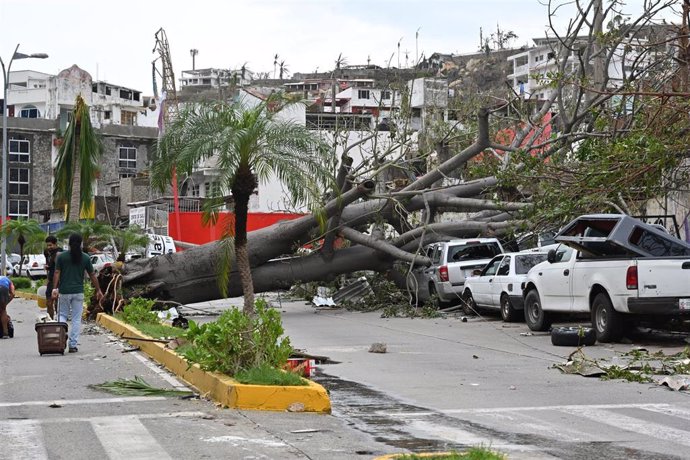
left=35, top=322, right=68, bottom=355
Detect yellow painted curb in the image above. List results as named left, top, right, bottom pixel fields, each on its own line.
left=96, top=313, right=331, bottom=413
left=374, top=454, right=455, bottom=460
left=15, top=291, right=43, bottom=301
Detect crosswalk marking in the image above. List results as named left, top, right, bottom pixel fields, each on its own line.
left=91, top=415, right=173, bottom=460
left=561, top=407, right=690, bottom=447
left=0, top=396, right=167, bottom=408
left=0, top=420, right=49, bottom=460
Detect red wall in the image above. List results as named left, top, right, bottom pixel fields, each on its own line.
left=168, top=212, right=304, bottom=246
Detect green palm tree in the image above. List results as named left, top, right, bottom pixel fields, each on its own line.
left=0, top=218, right=45, bottom=274
left=154, top=97, right=332, bottom=315
left=52, top=94, right=102, bottom=222
left=56, top=221, right=113, bottom=253
left=112, top=225, right=149, bottom=262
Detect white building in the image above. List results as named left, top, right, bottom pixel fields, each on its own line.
left=5, top=65, right=158, bottom=129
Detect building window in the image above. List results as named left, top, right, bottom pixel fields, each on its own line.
left=9, top=168, right=29, bottom=195
left=105, top=86, right=112, bottom=96
left=9, top=139, right=30, bottom=163
left=189, top=184, right=200, bottom=197
left=121, top=111, right=136, bottom=125
left=9, top=199, right=29, bottom=218
left=19, top=106, right=40, bottom=118
left=358, top=89, right=370, bottom=99
left=381, top=90, right=391, bottom=100
left=119, top=172, right=135, bottom=179
left=119, top=146, right=137, bottom=169
left=104, top=111, right=111, bottom=120
left=205, top=181, right=221, bottom=197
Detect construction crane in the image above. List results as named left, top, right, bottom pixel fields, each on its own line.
left=151, top=28, right=181, bottom=219
left=152, top=27, right=179, bottom=126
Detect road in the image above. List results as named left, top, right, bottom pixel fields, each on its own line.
left=0, top=298, right=392, bottom=460
left=259, top=295, right=690, bottom=460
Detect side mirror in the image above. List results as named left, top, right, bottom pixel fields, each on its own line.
left=472, top=269, right=482, bottom=276
left=547, top=249, right=557, bottom=264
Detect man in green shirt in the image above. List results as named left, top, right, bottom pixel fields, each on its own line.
left=52, top=233, right=104, bottom=353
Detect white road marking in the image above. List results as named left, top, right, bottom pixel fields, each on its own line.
left=643, top=405, right=690, bottom=421
left=201, top=435, right=287, bottom=448
left=40, top=411, right=208, bottom=424
left=380, top=402, right=688, bottom=417
left=0, top=396, right=167, bottom=408
left=562, top=407, right=690, bottom=447
left=130, top=351, right=191, bottom=391
left=0, top=420, right=49, bottom=460
left=91, top=415, right=173, bottom=460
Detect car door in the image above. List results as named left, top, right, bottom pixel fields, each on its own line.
left=473, top=256, right=503, bottom=306
left=534, top=245, right=574, bottom=311
left=409, top=244, right=437, bottom=302
left=491, top=256, right=511, bottom=307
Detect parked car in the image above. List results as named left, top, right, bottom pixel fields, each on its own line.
left=522, top=214, right=690, bottom=342
left=14, top=254, right=48, bottom=279
left=90, top=253, right=115, bottom=275
left=462, top=250, right=549, bottom=321
left=408, top=238, right=505, bottom=307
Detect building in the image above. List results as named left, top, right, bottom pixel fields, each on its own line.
left=0, top=116, right=158, bottom=224
left=5, top=65, right=158, bottom=129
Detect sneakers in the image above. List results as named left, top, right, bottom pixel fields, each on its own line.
left=68, top=347, right=78, bottom=353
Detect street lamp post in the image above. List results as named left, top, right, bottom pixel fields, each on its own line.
left=1, top=44, right=48, bottom=275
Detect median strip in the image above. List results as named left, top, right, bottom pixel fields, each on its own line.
left=96, top=313, right=331, bottom=413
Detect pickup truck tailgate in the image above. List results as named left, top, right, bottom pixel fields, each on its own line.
left=636, top=258, right=690, bottom=298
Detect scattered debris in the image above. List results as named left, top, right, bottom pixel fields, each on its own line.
left=312, top=286, right=336, bottom=307
left=121, top=346, right=141, bottom=353
left=369, top=343, right=387, bottom=354
left=472, top=355, right=479, bottom=359
left=555, top=348, right=690, bottom=388
left=89, top=376, right=194, bottom=397
left=48, top=403, right=62, bottom=408
left=290, top=429, right=323, bottom=434
left=520, top=332, right=533, bottom=336
left=657, top=375, right=690, bottom=391
left=461, top=317, right=468, bottom=323
left=509, top=385, right=517, bottom=390
left=287, top=402, right=305, bottom=412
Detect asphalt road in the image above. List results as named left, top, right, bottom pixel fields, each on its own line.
left=266, top=297, right=690, bottom=460
left=0, top=298, right=394, bottom=460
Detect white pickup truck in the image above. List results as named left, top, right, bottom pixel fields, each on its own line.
left=408, top=238, right=505, bottom=306
left=522, top=214, right=690, bottom=342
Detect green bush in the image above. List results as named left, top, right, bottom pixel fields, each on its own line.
left=12, top=277, right=32, bottom=289
left=118, top=297, right=159, bottom=325
left=181, top=299, right=292, bottom=376
left=235, top=364, right=307, bottom=386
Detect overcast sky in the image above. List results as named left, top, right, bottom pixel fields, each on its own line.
left=0, top=0, right=675, bottom=96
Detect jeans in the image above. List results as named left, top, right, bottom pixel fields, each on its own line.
left=58, top=293, right=83, bottom=349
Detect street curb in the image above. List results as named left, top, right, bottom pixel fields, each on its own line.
left=15, top=291, right=42, bottom=302
left=96, top=313, right=332, bottom=413
left=373, top=454, right=454, bottom=460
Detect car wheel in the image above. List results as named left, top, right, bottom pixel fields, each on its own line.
left=524, top=289, right=552, bottom=331
left=500, top=294, right=522, bottom=322
left=591, top=292, right=623, bottom=343
left=551, top=326, right=596, bottom=346
left=428, top=283, right=450, bottom=309
left=461, top=290, right=476, bottom=315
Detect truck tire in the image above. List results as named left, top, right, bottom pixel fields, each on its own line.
left=591, top=292, right=623, bottom=343
left=524, top=290, right=552, bottom=331
left=551, top=326, right=596, bottom=346
left=500, top=294, right=522, bottom=322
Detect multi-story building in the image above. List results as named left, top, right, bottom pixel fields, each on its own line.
left=5, top=65, right=158, bottom=130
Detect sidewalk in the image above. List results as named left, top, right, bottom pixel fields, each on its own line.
left=0, top=298, right=397, bottom=460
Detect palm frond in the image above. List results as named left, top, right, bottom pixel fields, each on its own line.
left=89, top=376, right=193, bottom=397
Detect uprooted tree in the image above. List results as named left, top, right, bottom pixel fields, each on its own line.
left=114, top=0, right=689, bottom=306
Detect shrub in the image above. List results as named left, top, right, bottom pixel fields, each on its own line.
left=119, top=297, right=158, bottom=325
left=235, top=364, right=307, bottom=386
left=181, top=298, right=292, bottom=376
left=12, top=277, right=32, bottom=289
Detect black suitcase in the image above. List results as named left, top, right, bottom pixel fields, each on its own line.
left=35, top=322, right=68, bottom=355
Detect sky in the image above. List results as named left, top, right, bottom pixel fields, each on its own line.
left=0, top=0, right=677, bottom=96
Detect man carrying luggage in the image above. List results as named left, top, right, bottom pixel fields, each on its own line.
left=44, top=235, right=62, bottom=319
left=52, top=233, right=104, bottom=353
left=0, top=275, right=15, bottom=339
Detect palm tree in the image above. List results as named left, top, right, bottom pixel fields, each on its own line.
left=154, top=97, right=332, bottom=315
left=53, top=94, right=102, bottom=222
left=0, top=218, right=45, bottom=274
left=112, top=225, right=149, bottom=262
left=56, top=221, right=113, bottom=253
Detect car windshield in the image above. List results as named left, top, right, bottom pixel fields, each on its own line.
left=515, top=254, right=548, bottom=274
left=447, top=243, right=501, bottom=263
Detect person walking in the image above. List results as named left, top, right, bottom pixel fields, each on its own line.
left=51, top=233, right=103, bottom=353
left=0, top=275, right=15, bottom=339
left=44, top=235, right=62, bottom=319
